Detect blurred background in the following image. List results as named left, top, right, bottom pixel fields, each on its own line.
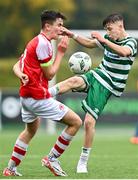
left=0, top=0, right=138, bottom=132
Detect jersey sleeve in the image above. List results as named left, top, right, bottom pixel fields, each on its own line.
left=124, top=38, right=137, bottom=56
left=36, top=36, right=53, bottom=63
left=95, top=39, right=105, bottom=49
left=95, top=34, right=108, bottom=49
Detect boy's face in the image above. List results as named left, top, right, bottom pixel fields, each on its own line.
left=48, top=18, right=64, bottom=40
left=105, top=21, right=123, bottom=41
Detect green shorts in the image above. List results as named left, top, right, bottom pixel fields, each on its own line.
left=80, top=71, right=112, bottom=120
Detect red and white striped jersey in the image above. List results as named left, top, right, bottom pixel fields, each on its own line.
left=19, top=32, right=53, bottom=99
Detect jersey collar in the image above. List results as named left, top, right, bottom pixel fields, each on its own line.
left=40, top=31, right=51, bottom=41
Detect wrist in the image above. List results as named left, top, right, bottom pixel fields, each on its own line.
left=103, top=38, right=108, bottom=44
left=72, top=33, right=79, bottom=40
left=57, top=50, right=65, bottom=57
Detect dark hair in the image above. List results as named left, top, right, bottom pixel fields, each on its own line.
left=103, top=13, right=124, bottom=27
left=40, top=10, right=66, bottom=28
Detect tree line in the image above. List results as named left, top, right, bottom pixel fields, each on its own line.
left=0, top=0, right=137, bottom=57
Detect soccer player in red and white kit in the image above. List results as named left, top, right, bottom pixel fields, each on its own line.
left=3, top=10, right=82, bottom=177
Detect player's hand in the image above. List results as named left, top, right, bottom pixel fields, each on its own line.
left=91, top=31, right=106, bottom=43
left=58, top=35, right=70, bottom=53
left=61, top=27, right=74, bottom=38
left=21, top=73, right=29, bottom=86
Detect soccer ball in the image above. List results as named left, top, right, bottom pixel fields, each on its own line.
left=68, top=51, right=92, bottom=74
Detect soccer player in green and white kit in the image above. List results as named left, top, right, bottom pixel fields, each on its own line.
left=49, top=13, right=137, bottom=173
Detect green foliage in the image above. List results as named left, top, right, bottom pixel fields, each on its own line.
left=0, top=0, right=138, bottom=57
left=0, top=0, right=76, bottom=57
left=0, top=58, right=20, bottom=88
left=72, top=0, right=138, bottom=29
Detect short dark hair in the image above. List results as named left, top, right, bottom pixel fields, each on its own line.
left=40, top=10, right=66, bottom=28
left=103, top=13, right=124, bottom=27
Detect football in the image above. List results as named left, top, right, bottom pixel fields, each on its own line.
left=68, top=51, right=92, bottom=74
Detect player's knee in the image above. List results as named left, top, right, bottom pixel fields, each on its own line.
left=78, top=117, right=83, bottom=128
left=67, top=76, right=80, bottom=88
left=85, top=116, right=96, bottom=129
left=74, top=117, right=82, bottom=129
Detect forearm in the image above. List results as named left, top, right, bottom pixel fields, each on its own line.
left=72, top=34, right=97, bottom=48
left=104, top=39, right=131, bottom=56
left=52, top=51, right=64, bottom=74
left=42, top=51, right=65, bottom=80
left=13, top=61, right=29, bottom=85
left=13, top=61, right=22, bottom=79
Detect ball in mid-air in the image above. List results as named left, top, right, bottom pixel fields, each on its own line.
left=68, top=51, right=92, bottom=74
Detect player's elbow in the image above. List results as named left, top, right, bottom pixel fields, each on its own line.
left=67, top=76, right=80, bottom=89
left=120, top=47, right=131, bottom=57
left=48, top=75, right=54, bottom=80
left=120, top=51, right=130, bottom=57
left=45, top=71, right=55, bottom=80
left=13, top=64, right=15, bottom=73
left=13, top=63, right=18, bottom=74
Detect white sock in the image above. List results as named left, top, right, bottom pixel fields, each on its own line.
left=48, top=85, right=59, bottom=97
left=79, top=147, right=91, bottom=163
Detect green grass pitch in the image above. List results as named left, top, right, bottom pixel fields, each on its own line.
left=0, top=125, right=138, bottom=179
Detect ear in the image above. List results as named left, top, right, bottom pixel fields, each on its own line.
left=119, top=21, right=124, bottom=29
left=45, top=23, right=51, bottom=31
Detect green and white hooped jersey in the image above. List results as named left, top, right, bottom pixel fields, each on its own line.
left=92, top=34, right=137, bottom=97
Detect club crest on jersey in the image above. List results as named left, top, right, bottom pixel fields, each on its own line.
left=59, top=104, right=64, bottom=110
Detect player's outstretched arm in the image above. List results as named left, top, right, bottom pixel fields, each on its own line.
left=13, top=61, right=29, bottom=85
left=61, top=27, right=98, bottom=48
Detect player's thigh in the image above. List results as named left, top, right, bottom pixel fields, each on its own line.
left=21, top=97, right=38, bottom=123
left=61, top=109, right=82, bottom=127
left=25, top=117, right=40, bottom=134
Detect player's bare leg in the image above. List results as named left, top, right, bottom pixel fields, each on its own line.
left=49, top=76, right=86, bottom=97
left=77, top=113, right=96, bottom=173
left=42, top=109, right=82, bottom=176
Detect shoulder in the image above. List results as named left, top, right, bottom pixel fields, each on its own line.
left=124, top=36, right=137, bottom=49
left=27, top=36, right=39, bottom=47
left=37, top=34, right=51, bottom=47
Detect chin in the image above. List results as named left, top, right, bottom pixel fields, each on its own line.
left=53, top=36, right=58, bottom=40
left=111, top=37, right=117, bottom=41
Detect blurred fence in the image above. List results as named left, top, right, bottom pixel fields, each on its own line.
left=58, top=92, right=138, bottom=123
left=0, top=90, right=138, bottom=130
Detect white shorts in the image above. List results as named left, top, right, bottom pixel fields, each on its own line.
left=20, top=97, right=69, bottom=123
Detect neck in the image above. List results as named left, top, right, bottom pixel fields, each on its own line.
left=40, top=30, right=51, bottom=40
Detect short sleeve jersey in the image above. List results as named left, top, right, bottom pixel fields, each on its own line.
left=93, top=34, right=137, bottom=96
left=19, top=32, right=53, bottom=99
